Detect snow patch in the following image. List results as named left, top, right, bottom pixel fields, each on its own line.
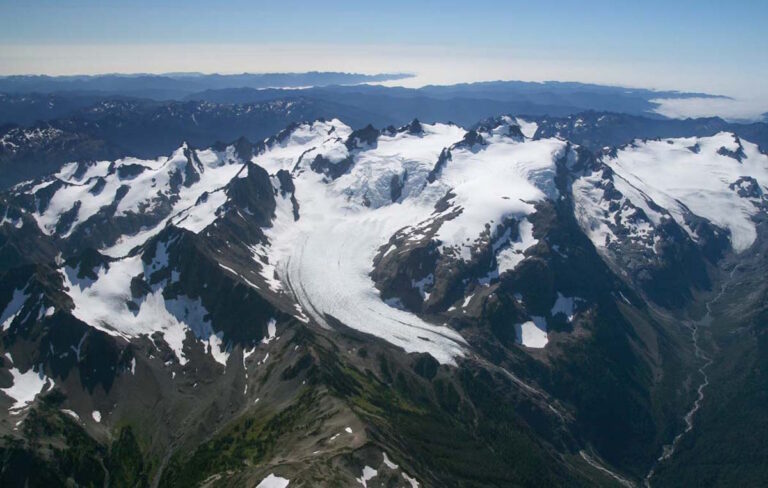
left=250, top=245, right=283, bottom=292
left=1, top=287, right=29, bottom=331
left=357, top=466, right=378, bottom=487
left=402, top=472, right=420, bottom=488
left=61, top=409, right=80, bottom=421
left=495, top=218, right=538, bottom=274
left=261, top=318, right=277, bottom=344
left=551, top=293, right=580, bottom=322
left=255, top=473, right=290, bottom=488
left=515, top=117, right=539, bottom=138
left=1, top=360, right=54, bottom=413
left=382, top=452, right=399, bottom=469
left=411, top=274, right=434, bottom=301
left=515, top=316, right=548, bottom=348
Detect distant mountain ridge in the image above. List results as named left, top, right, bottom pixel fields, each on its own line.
left=184, top=81, right=726, bottom=119
left=0, top=75, right=732, bottom=121
left=0, top=72, right=413, bottom=100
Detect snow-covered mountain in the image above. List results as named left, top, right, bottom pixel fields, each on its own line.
left=578, top=133, right=767, bottom=253
left=1, top=115, right=767, bottom=486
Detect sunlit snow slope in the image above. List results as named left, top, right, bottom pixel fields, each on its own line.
left=254, top=118, right=568, bottom=363
left=256, top=121, right=469, bottom=364
left=574, top=132, right=768, bottom=253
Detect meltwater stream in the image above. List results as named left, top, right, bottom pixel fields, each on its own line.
left=644, top=267, right=737, bottom=486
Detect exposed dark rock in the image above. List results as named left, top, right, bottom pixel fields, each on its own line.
left=345, top=124, right=379, bottom=150
left=53, top=201, right=81, bottom=235
left=717, top=135, right=746, bottom=161
left=730, top=176, right=764, bottom=198
left=412, top=353, right=439, bottom=379
left=66, top=248, right=110, bottom=281
left=226, top=162, right=276, bottom=226
left=404, top=118, right=423, bottom=135
left=454, top=129, right=485, bottom=149
left=276, top=169, right=300, bottom=221
left=88, top=177, right=106, bottom=195
left=116, top=163, right=148, bottom=180
left=182, top=145, right=202, bottom=187
left=390, top=171, right=406, bottom=202
left=232, top=136, right=255, bottom=162
left=427, top=148, right=451, bottom=183
left=309, top=153, right=354, bottom=180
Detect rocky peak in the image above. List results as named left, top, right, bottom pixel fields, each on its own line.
left=225, top=162, right=276, bottom=227
left=345, top=124, right=379, bottom=150
left=404, top=118, right=424, bottom=135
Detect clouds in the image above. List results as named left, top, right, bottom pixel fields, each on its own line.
left=651, top=97, right=768, bottom=122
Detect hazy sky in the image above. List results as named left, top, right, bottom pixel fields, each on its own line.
left=1, top=0, right=767, bottom=100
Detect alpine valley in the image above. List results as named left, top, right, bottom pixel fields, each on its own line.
left=1, top=108, right=768, bottom=488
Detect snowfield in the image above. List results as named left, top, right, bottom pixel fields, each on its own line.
left=257, top=119, right=352, bottom=174
left=28, top=143, right=244, bottom=257
left=575, top=132, right=768, bottom=253
left=62, top=240, right=228, bottom=366
left=495, top=218, right=538, bottom=273
left=552, top=293, right=580, bottom=322
left=433, top=126, right=565, bottom=259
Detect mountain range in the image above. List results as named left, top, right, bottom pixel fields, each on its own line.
left=0, top=72, right=413, bottom=100
left=1, top=109, right=767, bottom=487
left=2, top=89, right=766, bottom=191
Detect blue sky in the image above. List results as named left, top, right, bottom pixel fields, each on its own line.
left=1, top=0, right=767, bottom=100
